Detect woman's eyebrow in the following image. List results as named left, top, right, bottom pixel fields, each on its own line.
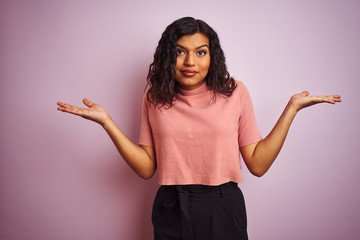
left=176, top=44, right=209, bottom=49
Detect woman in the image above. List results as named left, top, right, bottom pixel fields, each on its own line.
left=57, top=17, right=341, bottom=240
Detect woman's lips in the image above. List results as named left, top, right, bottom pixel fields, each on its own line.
left=181, top=70, right=197, bottom=77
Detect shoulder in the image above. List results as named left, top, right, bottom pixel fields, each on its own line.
left=141, top=88, right=154, bottom=113
left=142, top=86, right=154, bottom=107
left=232, top=80, right=250, bottom=97
left=229, top=80, right=255, bottom=108
left=234, top=80, right=247, bottom=90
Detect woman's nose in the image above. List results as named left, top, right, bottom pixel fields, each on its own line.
left=184, top=53, right=195, bottom=66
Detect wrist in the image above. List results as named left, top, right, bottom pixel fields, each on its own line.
left=101, top=115, right=114, bottom=129
left=286, top=100, right=299, bottom=116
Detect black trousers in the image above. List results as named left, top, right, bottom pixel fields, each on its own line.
left=152, top=182, right=248, bottom=240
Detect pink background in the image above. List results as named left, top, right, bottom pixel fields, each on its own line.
left=1, top=0, right=359, bottom=239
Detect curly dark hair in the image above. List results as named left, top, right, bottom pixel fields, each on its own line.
left=146, top=17, right=236, bottom=108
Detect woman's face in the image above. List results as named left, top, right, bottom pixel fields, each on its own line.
left=174, top=33, right=211, bottom=90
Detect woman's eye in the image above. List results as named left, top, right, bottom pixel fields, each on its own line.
left=176, top=49, right=185, bottom=55
left=197, top=50, right=207, bottom=56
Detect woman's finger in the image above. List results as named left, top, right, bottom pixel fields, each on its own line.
left=83, top=98, right=94, bottom=107
left=300, top=91, right=309, bottom=97
left=57, top=102, right=82, bottom=114
left=315, top=95, right=341, bottom=104
left=57, top=101, right=67, bottom=107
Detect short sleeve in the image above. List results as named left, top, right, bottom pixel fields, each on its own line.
left=237, top=82, right=263, bottom=147
left=138, top=93, right=154, bottom=146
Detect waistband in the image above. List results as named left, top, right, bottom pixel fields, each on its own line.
left=162, top=181, right=238, bottom=198
left=159, top=182, right=238, bottom=240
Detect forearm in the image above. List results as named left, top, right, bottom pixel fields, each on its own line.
left=102, top=118, right=156, bottom=180
left=247, top=102, right=297, bottom=176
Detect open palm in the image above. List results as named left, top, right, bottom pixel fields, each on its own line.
left=289, top=91, right=341, bottom=112
left=57, top=98, right=110, bottom=126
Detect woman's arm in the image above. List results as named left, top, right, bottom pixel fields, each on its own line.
left=240, top=91, right=341, bottom=177
left=57, top=98, right=156, bottom=180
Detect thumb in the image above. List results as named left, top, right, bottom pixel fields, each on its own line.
left=83, top=98, right=94, bottom=107
left=300, top=91, right=309, bottom=97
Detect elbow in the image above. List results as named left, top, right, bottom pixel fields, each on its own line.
left=140, top=172, right=154, bottom=180
left=249, top=167, right=267, bottom=177
left=245, top=157, right=273, bottom=178
left=137, top=167, right=156, bottom=180
left=252, top=171, right=265, bottom=178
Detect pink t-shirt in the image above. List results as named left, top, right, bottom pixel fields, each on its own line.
left=139, top=80, right=262, bottom=185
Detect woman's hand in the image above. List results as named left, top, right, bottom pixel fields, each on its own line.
left=57, top=98, right=156, bottom=179
left=289, top=91, right=342, bottom=112
left=57, top=98, right=111, bottom=126
left=241, top=90, right=341, bottom=177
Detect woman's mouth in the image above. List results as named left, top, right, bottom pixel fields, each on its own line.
left=181, top=70, right=197, bottom=77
